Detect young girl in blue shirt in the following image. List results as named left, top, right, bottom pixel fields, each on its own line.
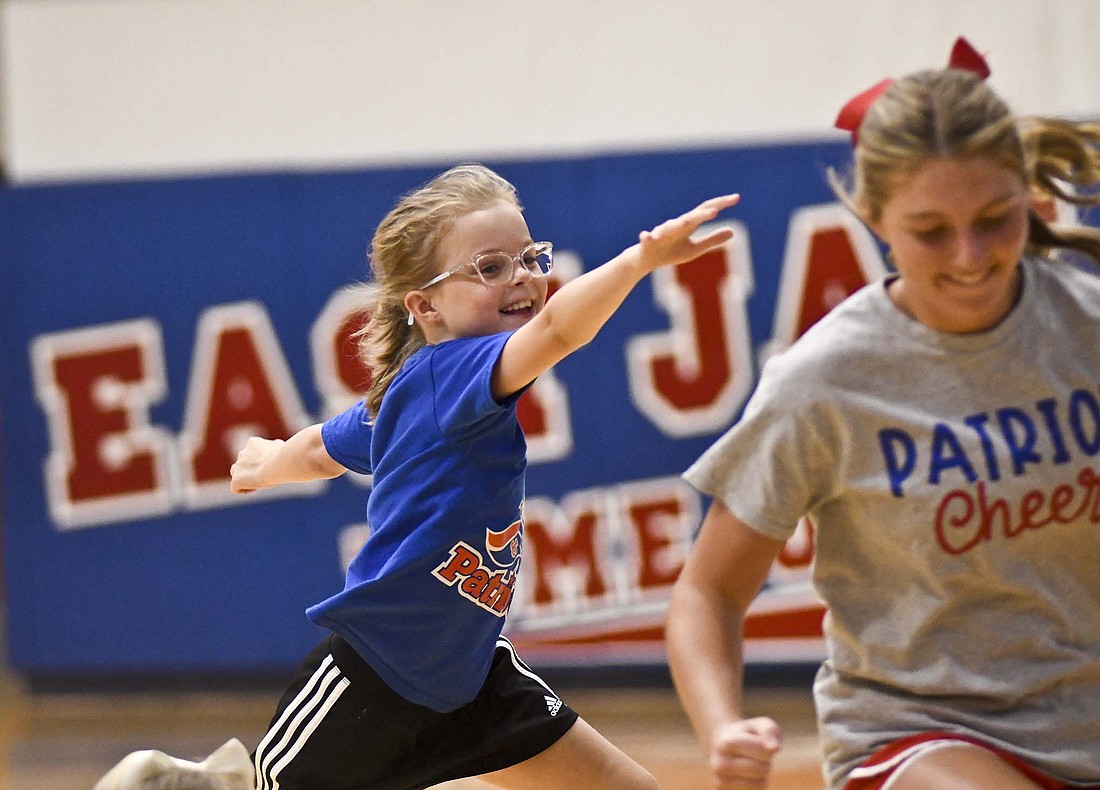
left=230, top=163, right=739, bottom=789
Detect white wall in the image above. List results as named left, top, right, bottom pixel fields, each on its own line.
left=2, top=0, right=1099, bottom=183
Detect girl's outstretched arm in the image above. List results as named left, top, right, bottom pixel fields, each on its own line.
left=492, top=194, right=740, bottom=399
left=229, top=423, right=346, bottom=493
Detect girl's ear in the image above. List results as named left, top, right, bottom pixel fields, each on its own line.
left=403, top=290, right=439, bottom=327
left=1029, top=190, right=1058, bottom=224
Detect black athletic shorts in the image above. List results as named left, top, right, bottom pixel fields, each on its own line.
left=253, top=633, right=579, bottom=790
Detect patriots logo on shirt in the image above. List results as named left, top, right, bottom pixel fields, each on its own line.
left=485, top=519, right=522, bottom=568
left=431, top=518, right=524, bottom=617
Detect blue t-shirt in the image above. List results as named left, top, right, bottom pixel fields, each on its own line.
left=307, top=332, right=528, bottom=712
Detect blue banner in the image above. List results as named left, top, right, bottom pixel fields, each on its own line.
left=2, top=142, right=886, bottom=675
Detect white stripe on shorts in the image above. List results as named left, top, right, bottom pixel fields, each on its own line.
left=496, top=636, right=558, bottom=698
left=254, top=653, right=351, bottom=790
left=848, top=739, right=972, bottom=789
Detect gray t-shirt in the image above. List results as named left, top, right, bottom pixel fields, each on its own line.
left=684, top=256, right=1100, bottom=788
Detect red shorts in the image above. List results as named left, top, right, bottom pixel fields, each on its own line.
left=843, top=732, right=1098, bottom=790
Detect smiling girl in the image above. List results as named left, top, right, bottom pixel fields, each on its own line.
left=668, top=39, right=1100, bottom=790
left=230, top=164, right=739, bottom=790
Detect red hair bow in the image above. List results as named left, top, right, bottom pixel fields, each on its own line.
left=834, top=36, right=991, bottom=144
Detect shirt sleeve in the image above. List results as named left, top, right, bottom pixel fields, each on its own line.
left=684, top=355, right=837, bottom=542
left=321, top=400, right=373, bottom=475
left=428, top=332, right=523, bottom=440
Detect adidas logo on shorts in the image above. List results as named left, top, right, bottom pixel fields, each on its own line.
left=544, top=695, right=562, bottom=716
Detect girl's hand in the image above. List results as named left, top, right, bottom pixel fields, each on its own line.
left=229, top=437, right=284, bottom=493
left=706, top=717, right=782, bottom=789
left=491, top=192, right=740, bottom=400
left=638, top=194, right=741, bottom=272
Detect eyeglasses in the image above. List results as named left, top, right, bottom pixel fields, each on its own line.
left=417, top=241, right=554, bottom=290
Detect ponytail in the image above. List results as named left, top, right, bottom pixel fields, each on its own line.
left=360, top=295, right=423, bottom=418
left=1021, top=118, right=1100, bottom=265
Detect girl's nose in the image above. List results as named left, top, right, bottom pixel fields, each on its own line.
left=954, top=230, right=986, bottom=271
left=510, top=259, right=535, bottom=283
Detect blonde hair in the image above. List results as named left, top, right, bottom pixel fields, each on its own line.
left=830, top=68, right=1100, bottom=263
left=359, top=164, right=520, bottom=417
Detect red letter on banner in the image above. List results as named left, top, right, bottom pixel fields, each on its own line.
left=522, top=492, right=610, bottom=612
left=179, top=302, right=316, bottom=507
left=311, top=288, right=376, bottom=489
left=765, top=204, right=886, bottom=357
left=31, top=319, right=175, bottom=528
left=627, top=224, right=755, bottom=437
left=312, top=286, right=375, bottom=421
left=619, top=477, right=700, bottom=591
